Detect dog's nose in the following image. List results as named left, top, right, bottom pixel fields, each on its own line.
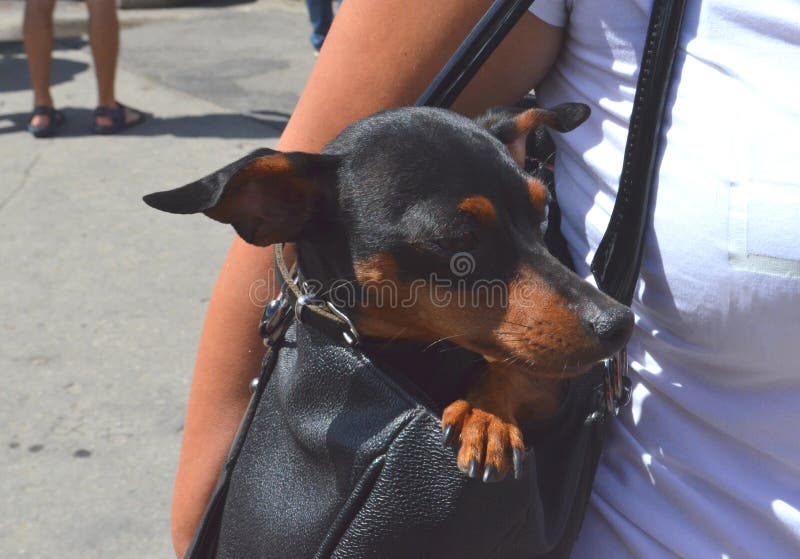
left=589, top=307, right=634, bottom=352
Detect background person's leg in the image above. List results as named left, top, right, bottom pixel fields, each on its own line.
left=86, top=0, right=140, bottom=127
left=304, top=0, right=334, bottom=52
left=23, top=0, right=58, bottom=128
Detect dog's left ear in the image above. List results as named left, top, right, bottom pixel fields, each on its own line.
left=143, top=148, right=339, bottom=246
left=477, top=103, right=590, bottom=166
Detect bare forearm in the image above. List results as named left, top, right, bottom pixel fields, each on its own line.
left=170, top=239, right=276, bottom=556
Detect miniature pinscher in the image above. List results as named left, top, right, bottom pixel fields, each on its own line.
left=144, top=103, right=633, bottom=483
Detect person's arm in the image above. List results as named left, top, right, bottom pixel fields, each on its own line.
left=170, top=1, right=563, bottom=555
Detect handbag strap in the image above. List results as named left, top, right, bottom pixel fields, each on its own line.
left=591, top=0, right=687, bottom=304
left=416, top=0, right=537, bottom=108
left=592, top=0, right=687, bottom=414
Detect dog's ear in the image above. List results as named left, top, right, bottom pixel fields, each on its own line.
left=476, top=103, right=590, bottom=166
left=143, top=148, right=339, bottom=246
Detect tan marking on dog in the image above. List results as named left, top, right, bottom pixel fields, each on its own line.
left=441, top=362, right=563, bottom=480
left=204, top=154, right=317, bottom=245
left=513, top=108, right=560, bottom=135
left=353, top=256, right=610, bottom=444
left=458, top=195, right=497, bottom=225
left=527, top=177, right=548, bottom=214
left=483, top=264, right=603, bottom=377
left=502, top=109, right=559, bottom=166
left=354, top=257, right=603, bottom=378
left=354, top=252, right=398, bottom=284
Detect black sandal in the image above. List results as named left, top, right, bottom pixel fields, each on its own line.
left=28, top=106, right=66, bottom=138
left=92, top=102, right=146, bottom=135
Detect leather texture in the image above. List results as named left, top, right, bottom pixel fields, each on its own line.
left=208, top=323, right=607, bottom=559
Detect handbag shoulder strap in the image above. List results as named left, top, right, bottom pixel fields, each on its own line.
left=594, top=0, right=687, bottom=413
left=416, top=0, right=537, bottom=108
left=591, top=0, right=687, bottom=304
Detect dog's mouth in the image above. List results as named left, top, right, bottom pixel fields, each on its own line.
left=464, top=301, right=633, bottom=377
left=479, top=351, right=607, bottom=378
left=468, top=326, right=627, bottom=377
left=351, top=281, right=633, bottom=377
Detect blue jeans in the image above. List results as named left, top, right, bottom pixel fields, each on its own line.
left=305, top=0, right=341, bottom=51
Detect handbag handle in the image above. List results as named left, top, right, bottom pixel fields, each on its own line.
left=591, top=0, right=688, bottom=305
left=593, top=0, right=686, bottom=413
left=416, top=0, right=537, bottom=108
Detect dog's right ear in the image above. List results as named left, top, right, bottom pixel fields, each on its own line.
left=476, top=103, right=590, bottom=166
left=143, top=148, right=339, bottom=246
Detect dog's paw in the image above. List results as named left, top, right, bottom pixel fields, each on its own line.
left=441, top=399, right=525, bottom=482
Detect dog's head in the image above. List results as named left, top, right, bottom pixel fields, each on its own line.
left=144, top=105, right=632, bottom=376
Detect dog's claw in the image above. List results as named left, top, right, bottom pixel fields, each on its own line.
left=482, top=463, right=496, bottom=483
left=468, top=457, right=479, bottom=479
left=513, top=447, right=523, bottom=480
left=443, top=398, right=526, bottom=482
left=442, top=424, right=455, bottom=448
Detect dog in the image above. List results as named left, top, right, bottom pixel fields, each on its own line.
left=144, top=103, right=633, bottom=483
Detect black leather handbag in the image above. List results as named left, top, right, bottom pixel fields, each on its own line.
left=185, top=1, right=686, bottom=557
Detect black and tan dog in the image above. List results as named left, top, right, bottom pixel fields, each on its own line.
left=144, top=104, right=633, bottom=483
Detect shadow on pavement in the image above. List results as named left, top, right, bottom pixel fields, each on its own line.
left=0, top=55, right=90, bottom=94
left=245, top=109, right=290, bottom=130
left=156, top=0, right=258, bottom=8
left=0, top=37, right=87, bottom=55
left=0, top=107, right=288, bottom=138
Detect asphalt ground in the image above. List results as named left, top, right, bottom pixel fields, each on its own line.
left=1, top=1, right=314, bottom=556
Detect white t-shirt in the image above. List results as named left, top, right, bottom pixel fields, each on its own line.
left=530, top=0, right=800, bottom=557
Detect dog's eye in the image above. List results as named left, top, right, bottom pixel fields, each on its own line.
left=434, top=230, right=478, bottom=253
left=413, top=231, right=477, bottom=257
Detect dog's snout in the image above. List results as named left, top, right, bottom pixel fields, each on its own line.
left=589, top=307, right=634, bottom=352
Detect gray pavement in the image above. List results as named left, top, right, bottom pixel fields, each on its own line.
left=0, top=1, right=314, bottom=556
